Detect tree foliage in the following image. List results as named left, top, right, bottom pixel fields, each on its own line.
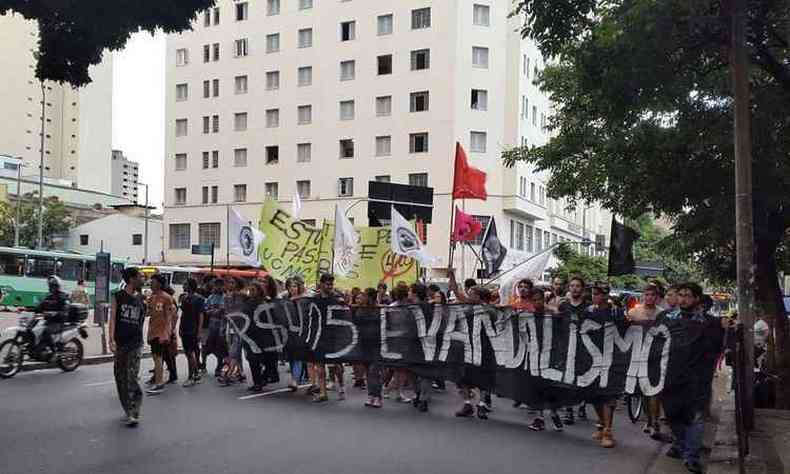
left=0, top=193, right=71, bottom=249
left=0, top=0, right=215, bottom=86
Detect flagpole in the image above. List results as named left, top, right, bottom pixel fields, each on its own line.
left=484, top=243, right=561, bottom=285
left=461, top=199, right=467, bottom=280
left=226, top=204, right=230, bottom=269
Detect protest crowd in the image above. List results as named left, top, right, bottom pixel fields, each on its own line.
left=109, top=264, right=729, bottom=474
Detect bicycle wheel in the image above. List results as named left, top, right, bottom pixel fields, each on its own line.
left=627, top=393, right=643, bottom=423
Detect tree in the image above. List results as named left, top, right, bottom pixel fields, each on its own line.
left=549, top=243, right=643, bottom=289
left=0, top=0, right=215, bottom=86
left=0, top=193, right=72, bottom=249
left=504, top=0, right=790, bottom=406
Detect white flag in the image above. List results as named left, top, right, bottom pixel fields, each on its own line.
left=229, top=208, right=265, bottom=267
left=332, top=204, right=359, bottom=277
left=500, top=249, right=552, bottom=301
left=292, top=189, right=302, bottom=220
left=390, top=206, right=435, bottom=266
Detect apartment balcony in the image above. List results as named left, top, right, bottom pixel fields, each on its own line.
left=503, top=195, right=546, bottom=221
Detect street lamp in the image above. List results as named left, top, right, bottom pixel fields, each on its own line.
left=137, top=183, right=150, bottom=264
left=37, top=81, right=45, bottom=250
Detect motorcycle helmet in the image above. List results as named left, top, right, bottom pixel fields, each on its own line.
left=47, top=275, right=62, bottom=292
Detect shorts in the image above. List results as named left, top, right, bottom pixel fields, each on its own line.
left=181, top=334, right=199, bottom=354
left=149, top=339, right=168, bottom=356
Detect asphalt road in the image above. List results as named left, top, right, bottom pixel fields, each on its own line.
left=0, top=360, right=667, bottom=474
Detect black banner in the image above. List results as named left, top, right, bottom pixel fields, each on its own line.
left=225, top=297, right=692, bottom=407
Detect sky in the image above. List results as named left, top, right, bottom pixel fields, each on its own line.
left=111, top=31, right=166, bottom=210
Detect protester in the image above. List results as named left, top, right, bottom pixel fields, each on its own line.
left=204, top=278, right=228, bottom=377
left=162, top=284, right=180, bottom=384
left=109, top=267, right=146, bottom=427
left=558, top=276, right=589, bottom=424
left=179, top=278, right=205, bottom=387
left=285, top=276, right=308, bottom=390
left=510, top=279, right=535, bottom=311
left=659, top=282, right=726, bottom=473
left=355, top=287, right=383, bottom=408
left=258, top=276, right=281, bottom=385
left=665, top=285, right=680, bottom=309
left=628, top=284, right=664, bottom=438
left=145, top=274, right=177, bottom=396
left=244, top=281, right=268, bottom=393
left=527, top=289, right=566, bottom=432
left=409, top=283, right=433, bottom=413
left=376, top=282, right=391, bottom=305
left=384, top=282, right=415, bottom=403
left=70, top=279, right=90, bottom=306
left=311, top=273, right=343, bottom=403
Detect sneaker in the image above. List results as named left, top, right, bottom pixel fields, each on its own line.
left=642, top=422, right=652, bottom=434
left=578, top=405, right=588, bottom=420
left=551, top=414, right=564, bottom=432
left=364, top=397, right=376, bottom=407
left=666, top=446, right=683, bottom=459
left=288, top=381, right=298, bottom=392
left=167, top=376, right=178, bottom=384
left=182, top=379, right=197, bottom=388
left=372, top=397, right=383, bottom=408
left=684, top=461, right=702, bottom=473
left=562, top=410, right=575, bottom=425
left=455, top=403, right=474, bottom=417
left=312, top=394, right=329, bottom=403
left=145, top=377, right=155, bottom=386
left=146, top=384, right=165, bottom=395
left=396, top=394, right=412, bottom=403
left=119, top=414, right=129, bottom=424
left=476, top=403, right=489, bottom=420
left=338, top=389, right=346, bottom=401
left=418, top=400, right=428, bottom=413
left=649, top=426, right=663, bottom=441
left=247, top=385, right=264, bottom=393
left=528, top=418, right=545, bottom=431
left=126, top=415, right=139, bottom=427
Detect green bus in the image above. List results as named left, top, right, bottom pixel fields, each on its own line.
left=0, top=246, right=127, bottom=308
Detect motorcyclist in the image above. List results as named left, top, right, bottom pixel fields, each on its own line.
left=35, top=276, right=70, bottom=353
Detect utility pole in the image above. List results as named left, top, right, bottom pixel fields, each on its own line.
left=14, top=159, right=23, bottom=247
left=731, top=0, right=754, bottom=430
left=37, top=81, right=45, bottom=249
left=142, top=183, right=149, bottom=264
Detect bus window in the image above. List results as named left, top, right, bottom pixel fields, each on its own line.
left=26, top=257, right=57, bottom=278
left=172, top=271, right=190, bottom=286
left=111, top=263, right=124, bottom=284
left=0, top=253, right=26, bottom=276
left=58, top=259, right=84, bottom=281
left=84, top=260, right=97, bottom=282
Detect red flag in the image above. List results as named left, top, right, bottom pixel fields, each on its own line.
left=452, top=142, right=487, bottom=200
left=453, top=207, right=482, bottom=242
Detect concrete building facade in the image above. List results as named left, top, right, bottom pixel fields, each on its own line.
left=65, top=210, right=164, bottom=265
left=0, top=13, right=114, bottom=195
left=164, top=0, right=611, bottom=278
left=111, top=150, right=140, bottom=202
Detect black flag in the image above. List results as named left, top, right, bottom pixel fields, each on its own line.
left=481, top=218, right=507, bottom=275
left=607, top=218, right=640, bottom=276
left=367, top=207, right=383, bottom=227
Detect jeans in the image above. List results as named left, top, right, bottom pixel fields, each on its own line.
left=290, top=360, right=304, bottom=383
left=416, top=377, right=432, bottom=403
left=366, top=363, right=382, bottom=398
left=247, top=352, right=266, bottom=387
left=669, top=409, right=705, bottom=464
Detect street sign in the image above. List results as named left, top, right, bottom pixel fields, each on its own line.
left=192, top=244, right=213, bottom=255
left=95, top=252, right=111, bottom=305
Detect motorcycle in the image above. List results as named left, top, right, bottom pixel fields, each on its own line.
left=0, top=304, right=89, bottom=379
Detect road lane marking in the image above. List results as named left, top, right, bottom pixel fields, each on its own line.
left=84, top=381, right=115, bottom=387
left=238, top=384, right=312, bottom=401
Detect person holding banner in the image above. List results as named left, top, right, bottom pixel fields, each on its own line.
left=311, top=274, right=343, bottom=403
left=285, top=277, right=308, bottom=391
left=558, top=276, right=590, bottom=424
left=628, top=284, right=664, bottom=439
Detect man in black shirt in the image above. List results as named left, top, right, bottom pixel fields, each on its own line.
left=109, top=267, right=145, bottom=427
left=557, top=276, right=588, bottom=425
left=179, top=278, right=205, bottom=387
left=35, top=276, right=70, bottom=353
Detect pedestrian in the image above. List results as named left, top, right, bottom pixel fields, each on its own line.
left=410, top=283, right=434, bottom=413
left=259, top=276, right=281, bottom=385
left=244, top=281, right=268, bottom=393
left=376, top=282, right=391, bottom=306
left=204, top=278, right=228, bottom=378
left=311, top=273, right=343, bottom=403
left=628, top=284, right=664, bottom=439
left=145, top=274, right=177, bottom=395
left=383, top=282, right=415, bottom=403
left=108, top=267, right=146, bottom=427
left=179, top=278, right=205, bottom=387
left=526, top=289, right=566, bottom=432
left=558, top=276, right=589, bottom=423
left=162, top=284, right=179, bottom=384
left=70, top=279, right=90, bottom=306
left=357, top=287, right=384, bottom=408
left=285, top=276, right=308, bottom=390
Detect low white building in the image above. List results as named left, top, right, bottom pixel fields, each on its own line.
left=65, top=211, right=163, bottom=264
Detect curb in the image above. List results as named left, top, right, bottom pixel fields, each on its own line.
left=20, top=351, right=153, bottom=372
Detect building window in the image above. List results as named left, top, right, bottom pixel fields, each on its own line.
left=530, top=182, right=536, bottom=201
left=203, top=116, right=210, bottom=134
left=265, top=108, right=279, bottom=128
left=297, top=143, right=312, bottom=163
left=470, top=131, right=487, bottom=153
left=212, top=78, right=219, bottom=97
left=410, top=49, right=430, bottom=70
left=175, top=188, right=187, bottom=205
left=519, top=176, right=527, bottom=196
left=339, top=100, right=355, bottom=120
left=375, top=136, right=391, bottom=157
left=175, top=153, right=187, bottom=171
left=377, top=14, right=393, bottom=35
left=411, top=7, right=431, bottom=29
left=524, top=55, right=530, bottom=77
left=265, top=182, right=279, bottom=199
left=212, top=150, right=219, bottom=168
left=267, top=0, right=280, bottom=16
left=176, top=48, right=189, bottom=66
left=377, top=55, right=393, bottom=75
left=532, top=106, right=538, bottom=125
left=297, top=180, right=311, bottom=199
left=408, top=173, right=428, bottom=188
left=340, top=60, right=355, bottom=81
left=521, top=95, right=529, bottom=119
left=234, top=39, right=249, bottom=57
left=340, top=21, right=356, bottom=41
left=265, top=146, right=279, bottom=164
left=212, top=8, right=220, bottom=25
left=473, top=4, right=490, bottom=26
left=410, top=91, right=429, bottom=112
left=297, top=105, right=312, bottom=125
left=299, top=0, right=313, bottom=10
left=473, top=46, right=489, bottom=68
left=298, top=28, right=313, bottom=48
left=176, top=83, right=188, bottom=101
left=539, top=185, right=545, bottom=205
left=236, top=2, right=248, bottom=21
left=297, top=66, right=312, bottom=86
left=213, top=42, right=220, bottom=61
left=234, top=184, right=247, bottom=202
left=234, top=75, right=248, bottom=94
left=376, top=96, right=392, bottom=116
left=375, top=175, right=391, bottom=183
left=80, top=234, right=89, bottom=246
left=338, top=178, right=354, bottom=197
left=203, top=80, right=210, bottom=98
left=266, top=33, right=280, bottom=53
left=234, top=148, right=247, bottom=167
left=132, top=234, right=143, bottom=246
left=203, top=44, right=210, bottom=63
left=202, top=151, right=210, bottom=169
left=169, top=224, right=190, bottom=249
left=199, top=223, right=221, bottom=248
left=535, top=227, right=543, bottom=251
left=471, top=89, right=488, bottom=111
left=211, top=186, right=218, bottom=204
left=410, top=133, right=429, bottom=153
left=266, top=70, right=280, bottom=90
left=212, top=115, right=219, bottom=133
left=234, top=112, right=248, bottom=131
left=512, top=222, right=523, bottom=250
left=175, top=119, right=188, bottom=137
left=541, top=113, right=547, bottom=130
left=339, top=139, right=355, bottom=159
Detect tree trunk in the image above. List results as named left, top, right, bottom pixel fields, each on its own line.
left=754, top=235, right=790, bottom=409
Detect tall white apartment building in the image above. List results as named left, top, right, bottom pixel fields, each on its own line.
left=0, top=13, right=114, bottom=195
left=164, top=0, right=611, bottom=278
left=111, top=150, right=141, bottom=202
